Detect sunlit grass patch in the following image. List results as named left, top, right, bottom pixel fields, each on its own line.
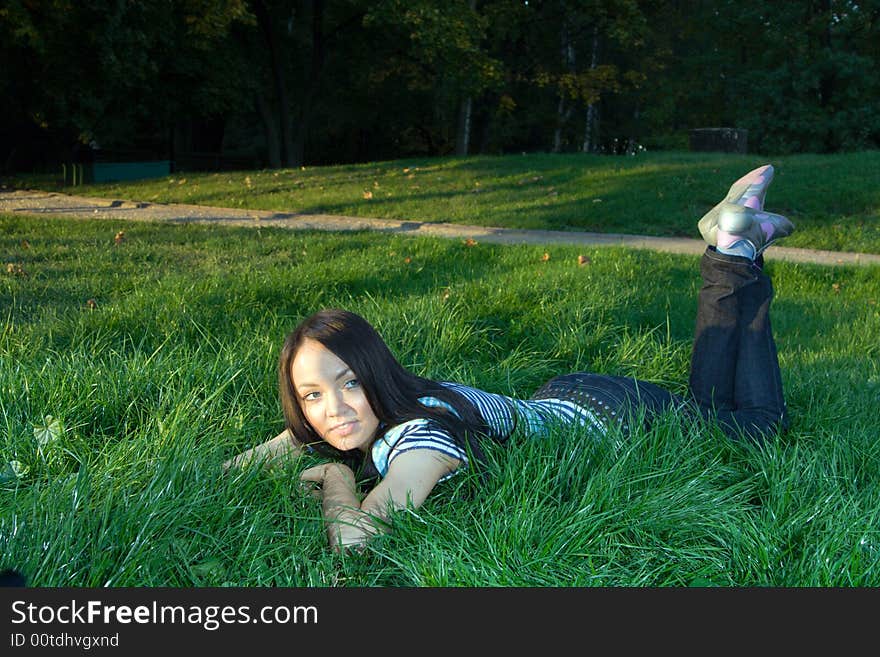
left=1, top=215, right=879, bottom=586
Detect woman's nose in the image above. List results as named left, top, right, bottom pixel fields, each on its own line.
left=325, top=390, right=349, bottom=416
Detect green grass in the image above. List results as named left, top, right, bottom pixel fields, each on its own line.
left=2, top=213, right=879, bottom=586
left=9, top=150, right=880, bottom=254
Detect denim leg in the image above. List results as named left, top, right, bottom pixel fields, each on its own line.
left=688, top=247, right=788, bottom=443
left=533, top=248, right=787, bottom=444
left=531, top=373, right=686, bottom=437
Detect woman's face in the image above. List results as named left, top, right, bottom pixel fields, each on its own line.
left=290, top=338, right=380, bottom=453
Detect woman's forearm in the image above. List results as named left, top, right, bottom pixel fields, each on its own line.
left=223, top=429, right=301, bottom=471
left=320, top=465, right=382, bottom=551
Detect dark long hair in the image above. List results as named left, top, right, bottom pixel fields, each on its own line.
left=278, top=309, right=490, bottom=478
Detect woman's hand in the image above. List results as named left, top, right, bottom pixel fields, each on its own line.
left=300, top=462, right=372, bottom=552
left=299, top=462, right=352, bottom=486
left=300, top=451, right=462, bottom=553
left=299, top=463, right=355, bottom=501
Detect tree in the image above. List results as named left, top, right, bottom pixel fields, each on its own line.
left=630, top=0, right=880, bottom=154
left=474, top=0, right=651, bottom=154
left=359, top=0, right=502, bottom=157
left=725, top=0, right=880, bottom=153
left=0, top=0, right=254, bottom=170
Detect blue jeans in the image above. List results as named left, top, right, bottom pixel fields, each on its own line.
left=531, top=247, right=789, bottom=445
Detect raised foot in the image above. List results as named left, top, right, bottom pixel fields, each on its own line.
left=698, top=164, right=794, bottom=259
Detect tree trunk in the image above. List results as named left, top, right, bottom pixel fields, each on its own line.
left=582, top=103, right=597, bottom=153
left=455, top=96, right=473, bottom=156
left=455, top=0, right=478, bottom=157
left=252, top=0, right=293, bottom=167
left=256, top=92, right=281, bottom=169
left=290, top=0, right=326, bottom=167
left=553, top=16, right=575, bottom=153
left=582, top=27, right=600, bottom=153
left=553, top=96, right=566, bottom=153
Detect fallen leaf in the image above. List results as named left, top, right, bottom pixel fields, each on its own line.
left=114, top=231, right=125, bottom=245
left=86, top=299, right=98, bottom=310
left=832, top=283, right=841, bottom=294
left=20, top=239, right=30, bottom=249
left=441, top=289, right=451, bottom=301
left=33, top=415, right=63, bottom=448
left=463, top=238, right=478, bottom=247
left=191, top=559, right=224, bottom=578
left=363, top=191, right=373, bottom=199
left=5, top=263, right=27, bottom=277
left=178, top=178, right=187, bottom=185
left=403, top=257, right=412, bottom=264
left=541, top=253, right=550, bottom=261
left=577, top=255, right=591, bottom=266
left=0, top=460, right=28, bottom=483
left=245, top=176, right=252, bottom=188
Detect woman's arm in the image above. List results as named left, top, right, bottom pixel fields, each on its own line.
left=300, top=449, right=461, bottom=553
left=223, top=428, right=303, bottom=472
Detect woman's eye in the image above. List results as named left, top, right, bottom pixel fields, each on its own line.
left=303, top=392, right=320, bottom=402
left=343, top=378, right=360, bottom=389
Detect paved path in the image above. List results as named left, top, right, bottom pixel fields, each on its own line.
left=3, top=188, right=878, bottom=267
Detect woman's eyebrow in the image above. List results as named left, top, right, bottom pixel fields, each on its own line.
left=296, top=367, right=353, bottom=389
left=334, top=367, right=354, bottom=380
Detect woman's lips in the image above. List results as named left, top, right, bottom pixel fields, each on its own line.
left=330, top=421, right=358, bottom=437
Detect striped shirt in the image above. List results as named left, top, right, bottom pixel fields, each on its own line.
left=370, top=382, right=607, bottom=478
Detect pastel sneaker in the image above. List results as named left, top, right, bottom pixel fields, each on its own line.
left=698, top=164, right=794, bottom=259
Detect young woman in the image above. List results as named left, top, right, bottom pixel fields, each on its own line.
left=224, top=164, right=794, bottom=552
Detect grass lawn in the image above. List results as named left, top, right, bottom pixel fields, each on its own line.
left=9, top=150, right=880, bottom=254
left=2, top=211, right=878, bottom=586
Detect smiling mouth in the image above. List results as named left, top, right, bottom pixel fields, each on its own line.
left=329, top=421, right=358, bottom=436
